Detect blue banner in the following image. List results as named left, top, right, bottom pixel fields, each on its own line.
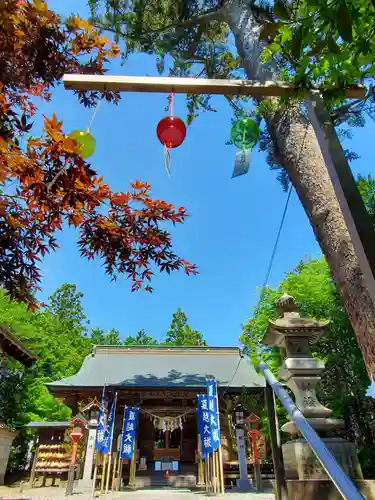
left=120, top=407, right=139, bottom=460
left=95, top=386, right=106, bottom=452
left=197, top=394, right=212, bottom=457
left=102, top=393, right=117, bottom=454
left=206, top=379, right=221, bottom=450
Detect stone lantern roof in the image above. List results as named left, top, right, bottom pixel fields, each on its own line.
left=262, top=294, right=330, bottom=348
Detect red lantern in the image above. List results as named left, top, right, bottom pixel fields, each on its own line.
left=156, top=116, right=186, bottom=149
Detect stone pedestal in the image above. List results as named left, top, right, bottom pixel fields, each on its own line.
left=286, top=480, right=375, bottom=500
left=282, top=438, right=363, bottom=480
left=80, top=422, right=97, bottom=488
left=0, top=425, right=18, bottom=484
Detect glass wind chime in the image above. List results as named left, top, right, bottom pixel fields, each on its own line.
left=156, top=93, right=187, bottom=177
left=230, top=117, right=260, bottom=178
left=67, top=101, right=101, bottom=159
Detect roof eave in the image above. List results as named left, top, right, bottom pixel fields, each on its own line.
left=0, top=326, right=38, bottom=366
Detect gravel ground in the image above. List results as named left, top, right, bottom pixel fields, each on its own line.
left=0, top=486, right=275, bottom=500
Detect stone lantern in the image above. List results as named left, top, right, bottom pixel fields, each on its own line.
left=262, top=294, right=363, bottom=482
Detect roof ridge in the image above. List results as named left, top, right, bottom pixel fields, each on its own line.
left=92, top=345, right=241, bottom=354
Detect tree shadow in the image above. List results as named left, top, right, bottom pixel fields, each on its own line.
left=113, top=369, right=216, bottom=388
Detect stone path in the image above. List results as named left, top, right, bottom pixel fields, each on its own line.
left=0, top=486, right=275, bottom=500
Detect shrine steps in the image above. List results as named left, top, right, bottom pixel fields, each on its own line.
left=132, top=465, right=198, bottom=489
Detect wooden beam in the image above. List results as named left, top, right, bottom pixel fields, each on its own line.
left=63, top=74, right=365, bottom=99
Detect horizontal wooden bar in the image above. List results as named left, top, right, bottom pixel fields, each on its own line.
left=63, top=74, right=365, bottom=99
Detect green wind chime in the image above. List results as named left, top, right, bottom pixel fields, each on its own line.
left=230, top=117, right=260, bottom=178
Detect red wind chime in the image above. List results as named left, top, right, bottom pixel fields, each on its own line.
left=156, top=93, right=186, bottom=176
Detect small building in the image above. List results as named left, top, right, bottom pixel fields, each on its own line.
left=47, top=345, right=265, bottom=485
left=0, top=325, right=38, bottom=484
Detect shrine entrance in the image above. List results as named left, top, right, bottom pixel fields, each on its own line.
left=137, top=396, right=198, bottom=466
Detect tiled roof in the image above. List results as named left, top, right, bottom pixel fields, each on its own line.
left=47, top=346, right=264, bottom=391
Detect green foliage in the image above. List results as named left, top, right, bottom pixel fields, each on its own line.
left=262, top=0, right=375, bottom=91
left=0, top=364, right=27, bottom=428
left=241, top=257, right=375, bottom=473
left=123, top=329, right=158, bottom=345
left=47, top=284, right=87, bottom=334
left=259, top=0, right=375, bottom=134
left=165, top=308, right=206, bottom=345
left=357, top=173, right=375, bottom=228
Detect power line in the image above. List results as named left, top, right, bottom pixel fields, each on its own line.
left=260, top=183, right=293, bottom=293
left=227, top=354, right=243, bottom=389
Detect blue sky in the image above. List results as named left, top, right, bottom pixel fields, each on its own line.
left=35, top=0, right=375, bottom=346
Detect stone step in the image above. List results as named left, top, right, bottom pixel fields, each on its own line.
left=134, top=473, right=197, bottom=489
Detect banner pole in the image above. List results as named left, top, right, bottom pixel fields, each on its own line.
left=218, top=445, right=225, bottom=495
left=91, top=453, right=98, bottom=498
left=111, top=452, right=118, bottom=491
left=117, top=458, right=123, bottom=491
left=100, top=454, right=107, bottom=495
left=212, top=451, right=217, bottom=494
left=198, top=434, right=204, bottom=485
left=105, top=452, right=112, bottom=494
left=207, top=454, right=211, bottom=492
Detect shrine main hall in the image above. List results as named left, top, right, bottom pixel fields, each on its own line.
left=47, top=345, right=265, bottom=471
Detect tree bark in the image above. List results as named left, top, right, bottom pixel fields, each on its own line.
left=223, top=0, right=375, bottom=379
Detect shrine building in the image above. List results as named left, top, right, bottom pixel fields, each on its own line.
left=47, top=345, right=265, bottom=470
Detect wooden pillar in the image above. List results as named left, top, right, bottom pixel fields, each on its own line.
left=165, top=430, right=169, bottom=449
left=265, top=383, right=287, bottom=500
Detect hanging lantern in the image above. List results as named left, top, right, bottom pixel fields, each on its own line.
left=230, top=118, right=260, bottom=179
left=68, top=129, right=96, bottom=159
left=230, top=118, right=260, bottom=150
left=156, top=116, right=186, bottom=149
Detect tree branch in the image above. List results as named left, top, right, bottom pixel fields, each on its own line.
left=93, top=7, right=224, bottom=40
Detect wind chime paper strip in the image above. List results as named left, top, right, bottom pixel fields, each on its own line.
left=164, top=145, right=171, bottom=177
left=232, top=149, right=251, bottom=178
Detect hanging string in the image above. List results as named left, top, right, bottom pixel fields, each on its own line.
left=170, top=92, right=175, bottom=117
left=87, top=99, right=102, bottom=133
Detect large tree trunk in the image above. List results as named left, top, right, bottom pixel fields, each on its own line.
left=223, top=0, right=375, bottom=379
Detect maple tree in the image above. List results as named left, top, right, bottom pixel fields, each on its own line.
left=0, top=0, right=197, bottom=307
